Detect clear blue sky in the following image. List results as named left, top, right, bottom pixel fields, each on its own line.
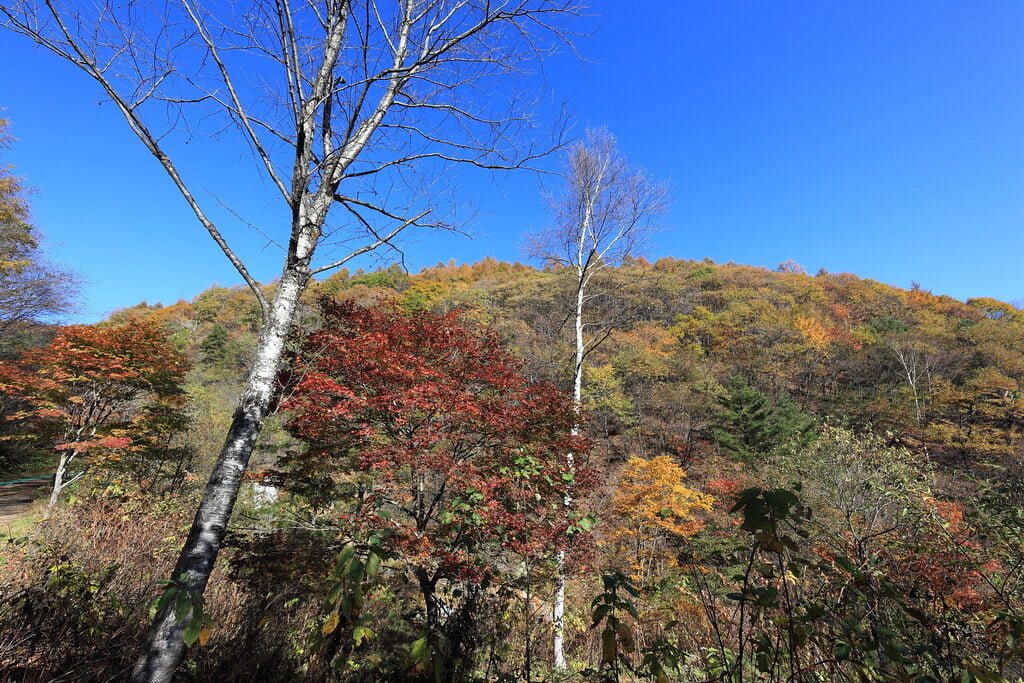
left=1, top=1, right=1022, bottom=322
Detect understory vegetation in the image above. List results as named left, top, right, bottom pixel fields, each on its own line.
left=2, top=257, right=1023, bottom=681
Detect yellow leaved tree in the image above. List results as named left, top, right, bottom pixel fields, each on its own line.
left=605, top=455, right=713, bottom=582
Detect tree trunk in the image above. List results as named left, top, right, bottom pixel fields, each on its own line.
left=552, top=275, right=586, bottom=669
left=42, top=450, right=73, bottom=520
left=131, top=267, right=308, bottom=683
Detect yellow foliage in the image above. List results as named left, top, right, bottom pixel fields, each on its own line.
left=401, top=279, right=455, bottom=311
left=605, top=455, right=713, bottom=580
left=610, top=324, right=677, bottom=380
left=794, top=316, right=831, bottom=351
left=583, top=363, right=634, bottom=418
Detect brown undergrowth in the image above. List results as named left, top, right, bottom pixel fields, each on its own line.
left=0, top=485, right=317, bottom=682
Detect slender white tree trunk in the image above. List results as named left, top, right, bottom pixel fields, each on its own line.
left=552, top=272, right=586, bottom=669
left=42, top=451, right=73, bottom=520
left=892, top=343, right=924, bottom=424
left=573, top=277, right=586, bottom=411
left=131, top=267, right=308, bottom=683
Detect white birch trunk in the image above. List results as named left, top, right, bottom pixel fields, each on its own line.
left=42, top=451, right=73, bottom=520
left=552, top=269, right=586, bottom=669
left=131, top=266, right=308, bottom=683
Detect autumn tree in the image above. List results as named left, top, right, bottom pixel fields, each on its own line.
left=0, top=320, right=190, bottom=516
left=0, top=118, right=77, bottom=345
left=526, top=126, right=669, bottom=666
left=1, top=2, right=583, bottom=677
left=273, top=301, right=591, bottom=676
left=605, top=455, right=712, bottom=582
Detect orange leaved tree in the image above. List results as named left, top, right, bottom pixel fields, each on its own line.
left=605, top=455, right=713, bottom=582
left=0, top=320, right=189, bottom=516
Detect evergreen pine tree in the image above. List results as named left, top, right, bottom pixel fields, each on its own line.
left=199, top=323, right=230, bottom=366
left=713, top=376, right=816, bottom=463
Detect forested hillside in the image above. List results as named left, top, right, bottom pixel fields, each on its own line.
left=2, top=257, right=1022, bottom=681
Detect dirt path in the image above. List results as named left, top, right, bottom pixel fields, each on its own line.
left=0, top=479, right=48, bottom=529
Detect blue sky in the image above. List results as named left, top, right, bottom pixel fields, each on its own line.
left=1, top=1, right=1023, bottom=322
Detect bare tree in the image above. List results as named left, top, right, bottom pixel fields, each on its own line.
left=0, top=251, right=78, bottom=338
left=887, top=336, right=943, bottom=425
left=526, top=126, right=669, bottom=667
left=1, top=1, right=580, bottom=679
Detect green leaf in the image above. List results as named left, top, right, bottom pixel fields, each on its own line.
left=352, top=625, right=375, bottom=647
left=764, top=488, right=799, bottom=514
left=730, top=487, right=763, bottom=514
left=335, top=545, right=355, bottom=573
left=182, top=614, right=203, bottom=646
left=408, top=636, right=429, bottom=665
left=327, top=581, right=344, bottom=606
left=346, top=558, right=365, bottom=583
left=576, top=514, right=595, bottom=532
left=832, top=555, right=856, bottom=573
left=340, top=594, right=353, bottom=619
left=174, top=593, right=192, bottom=623
left=366, top=552, right=381, bottom=578
left=151, top=586, right=178, bottom=619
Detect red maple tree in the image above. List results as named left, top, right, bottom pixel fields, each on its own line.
left=272, top=301, right=592, bottom=636
left=0, top=320, right=190, bottom=514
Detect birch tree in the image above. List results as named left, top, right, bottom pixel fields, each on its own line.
left=526, top=126, right=668, bottom=667
left=1, top=2, right=580, bottom=680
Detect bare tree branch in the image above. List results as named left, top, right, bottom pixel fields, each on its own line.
left=1, top=1, right=583, bottom=679
left=2, top=0, right=272, bottom=312
left=311, top=209, right=427, bottom=275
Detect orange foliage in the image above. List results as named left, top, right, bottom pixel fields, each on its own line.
left=794, top=316, right=831, bottom=351
left=794, top=315, right=862, bottom=352
left=0, top=320, right=189, bottom=464
left=605, top=455, right=713, bottom=579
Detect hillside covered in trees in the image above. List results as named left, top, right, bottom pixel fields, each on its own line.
left=2, top=257, right=1022, bottom=681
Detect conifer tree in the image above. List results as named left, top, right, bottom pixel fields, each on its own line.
left=712, top=376, right=815, bottom=463
left=199, top=324, right=229, bottom=367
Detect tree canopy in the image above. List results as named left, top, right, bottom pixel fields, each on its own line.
left=0, top=320, right=189, bottom=514
left=273, top=300, right=592, bottom=676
